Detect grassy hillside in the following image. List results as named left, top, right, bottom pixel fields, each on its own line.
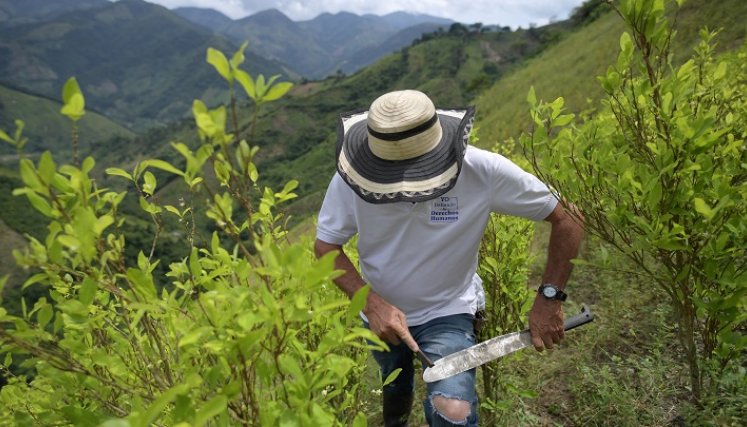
left=473, top=0, right=747, bottom=147
left=0, top=84, right=135, bottom=159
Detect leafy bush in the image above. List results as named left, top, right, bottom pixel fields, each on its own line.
left=521, top=0, right=746, bottom=402
left=0, top=44, right=382, bottom=426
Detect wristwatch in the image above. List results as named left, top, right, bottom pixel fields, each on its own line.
left=538, top=284, right=567, bottom=301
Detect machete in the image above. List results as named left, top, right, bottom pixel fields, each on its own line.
left=422, top=305, right=594, bottom=383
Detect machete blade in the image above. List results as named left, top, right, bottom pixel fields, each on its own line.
left=422, top=330, right=532, bottom=383
left=422, top=304, right=594, bottom=383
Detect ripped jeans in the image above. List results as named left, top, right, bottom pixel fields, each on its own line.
left=370, top=313, right=479, bottom=426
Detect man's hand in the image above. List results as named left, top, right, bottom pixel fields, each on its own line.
left=364, top=291, right=419, bottom=353
left=528, top=297, right=564, bottom=351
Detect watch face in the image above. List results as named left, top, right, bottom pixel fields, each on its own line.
left=542, top=286, right=557, bottom=298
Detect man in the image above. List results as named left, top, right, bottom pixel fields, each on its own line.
left=314, top=90, right=584, bottom=426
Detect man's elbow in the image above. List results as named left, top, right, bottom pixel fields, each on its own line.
left=546, top=202, right=585, bottom=234
left=314, top=239, right=341, bottom=259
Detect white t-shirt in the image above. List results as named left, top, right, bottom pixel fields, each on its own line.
left=316, top=146, right=558, bottom=326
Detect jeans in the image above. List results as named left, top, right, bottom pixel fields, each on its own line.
left=370, top=313, right=479, bottom=426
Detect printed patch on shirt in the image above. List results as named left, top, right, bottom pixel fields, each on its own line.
left=430, top=196, right=459, bottom=224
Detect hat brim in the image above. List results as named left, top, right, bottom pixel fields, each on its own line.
left=336, top=107, right=475, bottom=204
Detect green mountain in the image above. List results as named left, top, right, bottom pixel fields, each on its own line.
left=0, top=0, right=294, bottom=130
left=219, top=9, right=330, bottom=77
left=0, top=0, right=107, bottom=24
left=338, top=22, right=451, bottom=74
left=0, top=83, right=135, bottom=158
left=171, top=6, right=233, bottom=31
left=176, top=7, right=453, bottom=78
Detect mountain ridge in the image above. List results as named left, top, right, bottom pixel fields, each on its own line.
left=175, top=6, right=454, bottom=78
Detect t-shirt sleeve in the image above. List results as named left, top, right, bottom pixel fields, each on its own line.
left=488, top=154, right=558, bottom=221
left=316, top=173, right=358, bottom=245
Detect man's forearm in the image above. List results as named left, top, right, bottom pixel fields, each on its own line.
left=314, top=239, right=420, bottom=350
left=541, top=203, right=585, bottom=289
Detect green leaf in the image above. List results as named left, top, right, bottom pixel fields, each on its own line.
left=139, top=196, right=162, bottom=214
left=383, top=368, right=402, bottom=386
left=248, top=163, right=258, bottom=183
left=62, top=77, right=81, bottom=104
left=142, top=171, right=156, bottom=196
left=61, top=94, right=85, bottom=121
left=677, top=60, right=696, bottom=80
left=194, top=112, right=216, bottom=137
left=61, top=77, right=85, bottom=121
left=36, top=303, right=53, bottom=328
left=126, top=267, right=157, bottom=299
left=164, top=205, right=181, bottom=216
left=347, top=284, right=370, bottom=324
left=94, top=215, right=114, bottom=236
left=255, top=74, right=267, bottom=98
left=0, top=128, right=13, bottom=144
left=206, top=48, right=231, bottom=82
left=79, top=277, right=97, bottom=305
left=38, top=151, right=57, bottom=184
left=22, top=273, right=47, bottom=290
left=106, top=167, right=133, bottom=181
left=81, top=156, right=95, bottom=174
left=178, top=326, right=212, bottom=348
left=141, top=159, right=185, bottom=177
left=693, top=198, right=715, bottom=220
left=19, top=158, right=44, bottom=192
left=619, top=32, right=633, bottom=54
left=235, top=69, right=256, bottom=100
left=279, top=179, right=299, bottom=196
left=61, top=406, right=105, bottom=427
left=713, top=61, right=727, bottom=80
left=194, top=395, right=227, bottom=427
left=230, top=41, right=249, bottom=69
left=25, top=191, right=55, bottom=218
left=263, top=81, right=293, bottom=101
left=526, top=86, right=537, bottom=106
left=553, top=114, right=575, bottom=127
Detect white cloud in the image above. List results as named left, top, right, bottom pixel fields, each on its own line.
left=127, top=0, right=587, bottom=28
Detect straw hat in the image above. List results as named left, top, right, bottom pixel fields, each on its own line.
left=336, top=90, right=475, bottom=203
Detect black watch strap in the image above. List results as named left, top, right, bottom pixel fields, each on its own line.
left=538, top=284, right=567, bottom=301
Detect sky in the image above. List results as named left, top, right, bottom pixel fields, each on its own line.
left=137, top=0, right=588, bottom=28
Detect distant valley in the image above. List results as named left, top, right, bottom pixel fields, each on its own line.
left=0, top=0, right=453, bottom=132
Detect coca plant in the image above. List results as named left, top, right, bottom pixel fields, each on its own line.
left=520, top=0, right=746, bottom=402
left=0, top=43, right=381, bottom=426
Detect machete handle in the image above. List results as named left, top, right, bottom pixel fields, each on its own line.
left=416, top=349, right=435, bottom=368
left=563, top=304, right=594, bottom=331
